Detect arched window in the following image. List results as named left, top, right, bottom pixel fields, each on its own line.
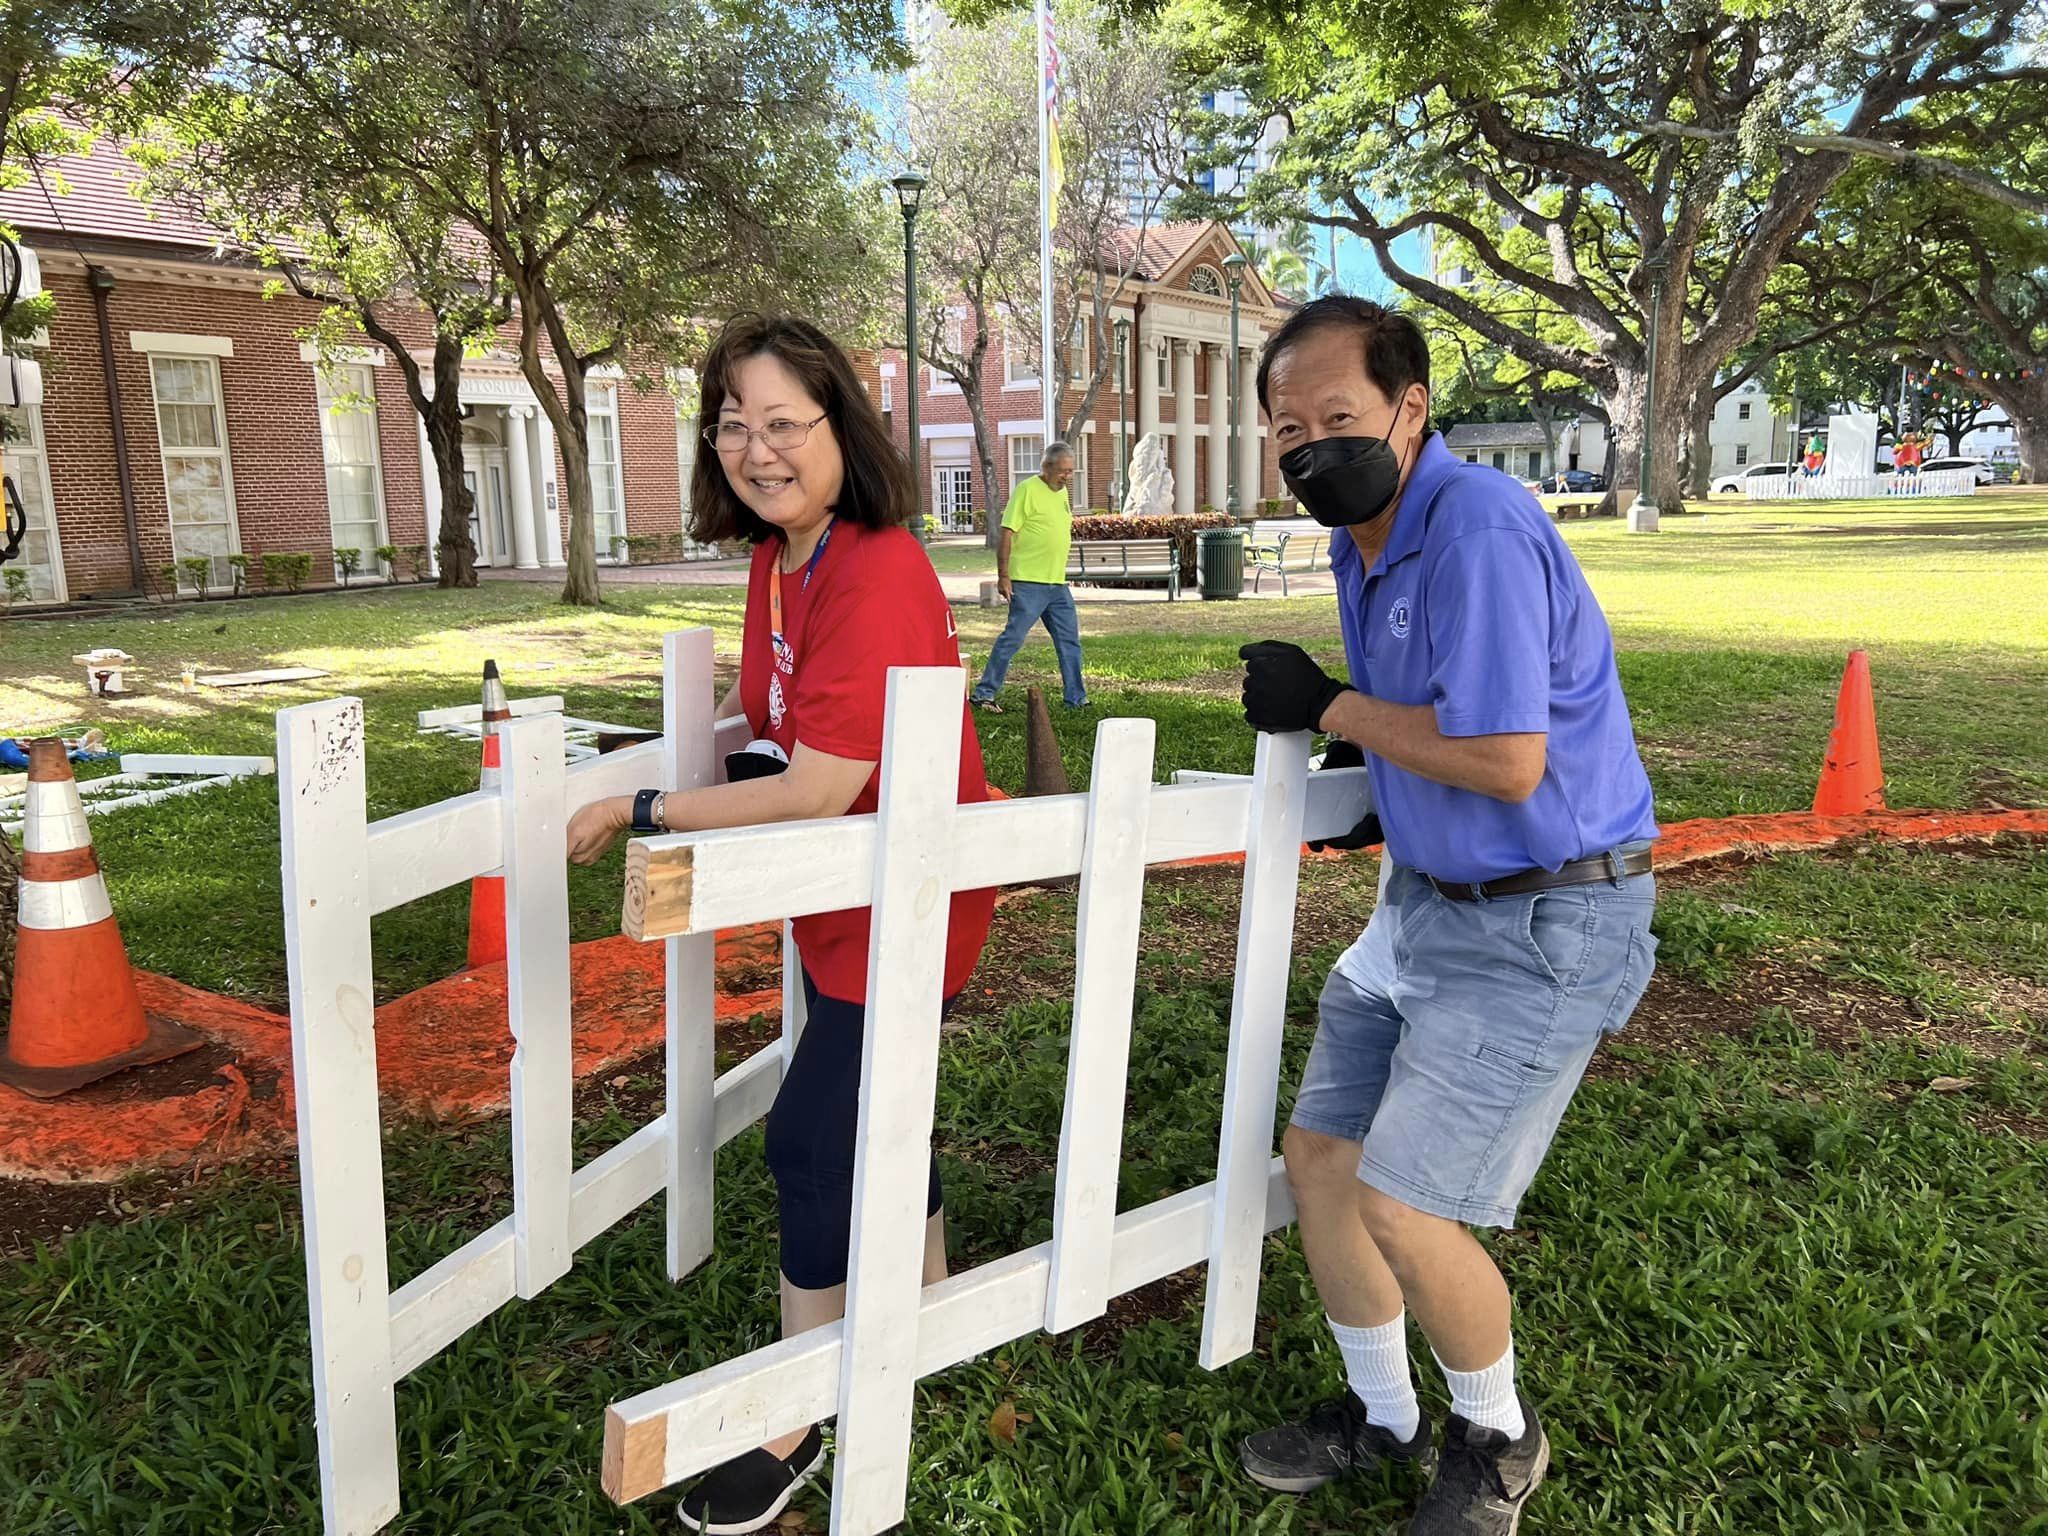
left=1188, top=264, right=1225, bottom=297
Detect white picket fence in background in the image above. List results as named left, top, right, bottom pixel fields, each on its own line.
left=279, top=629, right=1373, bottom=1536
left=1743, top=468, right=1978, bottom=501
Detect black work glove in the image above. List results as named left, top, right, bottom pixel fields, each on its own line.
left=1239, top=640, right=1352, bottom=734
left=1307, top=737, right=1382, bottom=853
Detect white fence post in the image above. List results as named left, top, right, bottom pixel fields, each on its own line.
left=665, top=630, right=721, bottom=1282
left=500, top=712, right=574, bottom=1296
left=1200, top=729, right=1312, bottom=1370
left=830, top=667, right=965, bottom=1535
left=278, top=697, right=401, bottom=1536
left=1045, top=719, right=1156, bottom=1333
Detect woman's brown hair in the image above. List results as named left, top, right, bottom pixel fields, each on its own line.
left=688, top=313, right=916, bottom=545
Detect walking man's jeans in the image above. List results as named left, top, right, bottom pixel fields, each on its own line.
left=972, top=580, right=1087, bottom=707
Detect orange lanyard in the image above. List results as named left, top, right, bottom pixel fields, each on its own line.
left=768, top=520, right=834, bottom=676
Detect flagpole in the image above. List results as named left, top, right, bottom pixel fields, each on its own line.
left=1037, top=0, right=1058, bottom=444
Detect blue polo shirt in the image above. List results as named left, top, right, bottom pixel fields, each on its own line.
left=1330, top=431, right=1657, bottom=883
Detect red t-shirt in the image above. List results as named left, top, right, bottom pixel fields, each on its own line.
left=738, top=521, right=995, bottom=1004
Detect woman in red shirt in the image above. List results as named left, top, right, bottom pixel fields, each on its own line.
left=566, top=314, right=995, bottom=1532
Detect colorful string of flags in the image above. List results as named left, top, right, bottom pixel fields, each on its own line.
left=1892, top=355, right=2040, bottom=411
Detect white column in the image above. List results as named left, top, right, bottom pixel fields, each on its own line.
left=504, top=407, right=541, bottom=570
left=1206, top=344, right=1230, bottom=515
left=417, top=415, right=443, bottom=577
left=535, top=411, right=564, bottom=567
left=1137, top=336, right=1161, bottom=442
left=1172, top=340, right=1197, bottom=517
left=1241, top=349, right=1263, bottom=510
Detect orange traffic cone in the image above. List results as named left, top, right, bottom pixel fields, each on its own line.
left=1813, top=649, right=1886, bottom=816
left=0, top=739, right=203, bottom=1097
left=466, top=660, right=510, bottom=968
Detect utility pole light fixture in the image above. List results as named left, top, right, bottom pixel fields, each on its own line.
left=1627, top=247, right=1672, bottom=534
left=1222, top=252, right=1247, bottom=520
left=893, top=169, right=929, bottom=539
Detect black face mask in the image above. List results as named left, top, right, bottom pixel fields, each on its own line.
left=1278, top=406, right=1411, bottom=529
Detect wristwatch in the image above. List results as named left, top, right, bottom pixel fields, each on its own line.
left=630, top=788, right=667, bottom=833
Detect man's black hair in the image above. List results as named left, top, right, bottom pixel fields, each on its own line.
left=1255, top=295, right=1431, bottom=416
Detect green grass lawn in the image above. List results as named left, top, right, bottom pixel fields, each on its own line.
left=2, top=496, right=2046, bottom=1533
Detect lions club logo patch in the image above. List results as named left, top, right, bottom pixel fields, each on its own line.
left=1388, top=595, right=1412, bottom=639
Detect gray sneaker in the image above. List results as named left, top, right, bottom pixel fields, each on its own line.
left=1407, top=1394, right=1549, bottom=1534
left=1239, top=1390, right=1436, bottom=1493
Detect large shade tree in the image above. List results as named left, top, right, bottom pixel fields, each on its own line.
left=1168, top=0, right=2048, bottom=512
left=230, top=0, right=896, bottom=604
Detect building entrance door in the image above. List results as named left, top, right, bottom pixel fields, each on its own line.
left=463, top=445, right=511, bottom=566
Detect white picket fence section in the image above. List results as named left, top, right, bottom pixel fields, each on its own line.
left=415, top=693, right=653, bottom=761
left=0, top=752, right=274, bottom=836
left=276, top=630, right=762, bottom=1536
left=1743, top=468, right=1978, bottom=501
left=603, top=668, right=1375, bottom=1533
left=280, top=631, right=1373, bottom=1536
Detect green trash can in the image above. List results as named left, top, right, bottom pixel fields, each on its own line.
left=1199, top=527, right=1246, bottom=600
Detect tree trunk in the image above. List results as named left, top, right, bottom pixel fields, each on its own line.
left=426, top=336, right=479, bottom=587
left=518, top=346, right=600, bottom=606
left=1651, top=399, right=1688, bottom=514
left=2014, top=396, right=2048, bottom=485
left=1683, top=381, right=1716, bottom=499
left=966, top=396, right=1001, bottom=547
left=1597, top=369, right=1645, bottom=517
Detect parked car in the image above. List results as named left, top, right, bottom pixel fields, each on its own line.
left=1920, top=456, right=1996, bottom=485
left=1711, top=462, right=1792, bottom=495
left=1532, top=469, right=1607, bottom=494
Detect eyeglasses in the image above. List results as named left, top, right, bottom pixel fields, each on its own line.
left=704, top=413, right=829, bottom=453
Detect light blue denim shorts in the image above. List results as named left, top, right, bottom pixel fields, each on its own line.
left=1289, top=849, right=1658, bottom=1228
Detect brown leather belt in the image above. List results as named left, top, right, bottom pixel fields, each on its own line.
left=1425, top=846, right=1654, bottom=903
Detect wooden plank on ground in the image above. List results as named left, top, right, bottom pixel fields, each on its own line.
left=1045, top=718, right=1155, bottom=1333
left=832, top=667, right=964, bottom=1535
left=1200, top=729, right=1311, bottom=1370
left=277, top=697, right=401, bottom=1536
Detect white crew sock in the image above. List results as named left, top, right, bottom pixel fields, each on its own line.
left=1434, top=1338, right=1526, bottom=1439
left=1327, top=1312, right=1421, bottom=1442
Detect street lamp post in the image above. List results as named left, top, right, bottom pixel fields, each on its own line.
left=1627, top=248, right=1672, bottom=534
left=892, top=169, right=929, bottom=540
left=1223, top=252, right=1246, bottom=520
left=1114, top=317, right=1131, bottom=513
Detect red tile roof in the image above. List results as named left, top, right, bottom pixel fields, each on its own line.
left=0, top=133, right=229, bottom=254
left=1101, top=222, right=1213, bottom=282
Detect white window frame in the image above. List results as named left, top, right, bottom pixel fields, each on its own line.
left=1004, top=329, right=1038, bottom=390
left=315, top=363, right=391, bottom=576
left=931, top=311, right=965, bottom=394
left=1009, top=433, right=1045, bottom=495
left=586, top=385, right=628, bottom=560
left=880, top=374, right=894, bottom=414
left=147, top=352, right=242, bottom=591
left=1735, top=444, right=1750, bottom=466
left=1738, top=401, right=1752, bottom=421
left=2, top=400, right=66, bottom=602
left=1070, top=435, right=1089, bottom=506
left=1156, top=347, right=1171, bottom=392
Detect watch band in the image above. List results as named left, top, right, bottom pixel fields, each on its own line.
left=631, top=787, right=664, bottom=834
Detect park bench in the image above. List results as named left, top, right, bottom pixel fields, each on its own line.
left=1067, top=536, right=1181, bottom=599
left=1542, top=494, right=1606, bottom=520
left=1248, top=521, right=1331, bottom=596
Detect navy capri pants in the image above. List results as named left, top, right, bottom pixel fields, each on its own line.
left=762, top=969, right=946, bottom=1290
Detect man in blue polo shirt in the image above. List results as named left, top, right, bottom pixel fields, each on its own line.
left=1231, top=296, right=1659, bottom=1536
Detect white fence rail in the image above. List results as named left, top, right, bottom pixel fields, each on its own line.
left=282, top=634, right=1373, bottom=1535
left=1743, top=468, right=1978, bottom=501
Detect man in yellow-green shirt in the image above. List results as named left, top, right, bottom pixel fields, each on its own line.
left=970, top=441, right=1088, bottom=711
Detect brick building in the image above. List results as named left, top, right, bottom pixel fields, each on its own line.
left=0, top=137, right=686, bottom=605
left=873, top=221, right=1292, bottom=526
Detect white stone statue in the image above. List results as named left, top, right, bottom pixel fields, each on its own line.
left=1121, top=432, right=1174, bottom=518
